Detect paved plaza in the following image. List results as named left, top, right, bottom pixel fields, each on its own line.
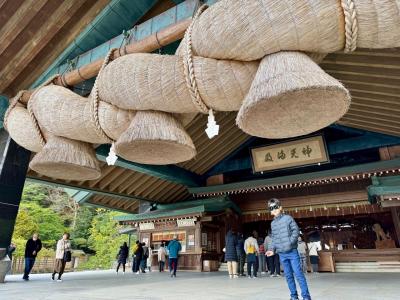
left=1, top=270, right=399, bottom=300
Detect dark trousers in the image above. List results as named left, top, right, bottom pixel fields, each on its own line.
left=267, top=254, right=281, bottom=275
left=247, top=254, right=257, bottom=277
left=159, top=261, right=165, bottom=272
left=116, top=262, right=125, bottom=272
left=23, top=257, right=35, bottom=279
left=238, top=253, right=246, bottom=275
left=140, top=259, right=146, bottom=272
left=169, top=258, right=178, bottom=275
left=132, top=257, right=139, bottom=272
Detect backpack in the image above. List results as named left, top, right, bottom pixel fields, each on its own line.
left=247, top=244, right=255, bottom=254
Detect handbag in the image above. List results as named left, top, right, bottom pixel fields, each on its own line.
left=63, top=250, right=72, bottom=262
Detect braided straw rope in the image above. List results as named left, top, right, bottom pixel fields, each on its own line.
left=341, top=0, right=358, bottom=52
left=91, top=49, right=116, bottom=144
left=183, top=4, right=209, bottom=114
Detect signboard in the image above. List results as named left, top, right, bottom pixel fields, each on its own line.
left=177, top=218, right=196, bottom=227
left=251, top=135, right=329, bottom=172
left=139, top=222, right=154, bottom=230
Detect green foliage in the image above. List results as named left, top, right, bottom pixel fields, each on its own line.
left=12, top=182, right=131, bottom=272
left=71, top=206, right=96, bottom=251
left=79, top=210, right=126, bottom=270
left=13, top=202, right=65, bottom=249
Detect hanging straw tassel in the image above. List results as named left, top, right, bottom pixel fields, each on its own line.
left=236, top=51, right=351, bottom=139
left=115, top=111, right=196, bottom=165
left=29, top=135, right=101, bottom=181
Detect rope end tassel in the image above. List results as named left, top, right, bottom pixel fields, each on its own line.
left=205, top=109, right=219, bottom=139
left=106, top=143, right=118, bottom=166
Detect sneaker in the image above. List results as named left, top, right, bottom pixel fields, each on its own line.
left=233, top=275, right=239, bottom=279
left=123, top=272, right=125, bottom=275
left=248, top=275, right=252, bottom=279
left=51, top=274, right=55, bottom=281
left=276, top=274, right=281, bottom=277
left=136, top=271, right=140, bottom=274
left=261, top=272, right=266, bottom=275
left=270, top=274, right=274, bottom=278
left=57, top=278, right=62, bottom=282
left=229, top=274, right=233, bottom=279
left=116, top=271, right=118, bottom=275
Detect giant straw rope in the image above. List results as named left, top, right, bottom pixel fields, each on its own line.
left=4, top=0, right=400, bottom=181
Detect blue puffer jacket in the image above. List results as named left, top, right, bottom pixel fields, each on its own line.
left=225, top=230, right=238, bottom=261
left=269, top=213, right=299, bottom=254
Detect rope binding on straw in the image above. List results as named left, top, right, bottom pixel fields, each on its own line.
left=183, top=4, right=219, bottom=139
left=341, top=0, right=358, bottom=53
left=91, top=48, right=119, bottom=165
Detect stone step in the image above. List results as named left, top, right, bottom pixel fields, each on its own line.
left=336, top=262, right=400, bottom=273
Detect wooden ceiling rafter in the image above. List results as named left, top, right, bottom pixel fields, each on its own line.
left=98, top=168, right=126, bottom=190
left=0, top=0, right=87, bottom=91
left=117, top=171, right=148, bottom=194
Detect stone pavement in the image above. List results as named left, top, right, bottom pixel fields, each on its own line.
left=1, top=270, right=398, bottom=300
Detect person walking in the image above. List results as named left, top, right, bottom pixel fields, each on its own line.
left=225, top=229, right=238, bottom=279
left=297, top=237, right=308, bottom=273
left=116, top=242, right=129, bottom=274
left=167, top=235, right=181, bottom=278
left=134, top=242, right=144, bottom=274
left=307, top=240, right=322, bottom=273
left=23, top=233, right=42, bottom=281
left=266, top=198, right=312, bottom=300
left=158, top=242, right=167, bottom=272
left=131, top=240, right=140, bottom=273
left=147, top=245, right=154, bottom=272
left=244, top=232, right=259, bottom=278
left=141, top=243, right=149, bottom=273
left=236, top=233, right=246, bottom=276
left=52, top=233, right=71, bottom=282
left=264, top=230, right=281, bottom=277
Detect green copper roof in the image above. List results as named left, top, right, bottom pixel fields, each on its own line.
left=114, top=196, right=241, bottom=222
left=189, top=158, right=400, bottom=196
left=367, top=175, right=400, bottom=203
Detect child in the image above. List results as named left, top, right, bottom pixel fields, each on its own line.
left=244, top=232, right=259, bottom=278
left=266, top=198, right=311, bottom=300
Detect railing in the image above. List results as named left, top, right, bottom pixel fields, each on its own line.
left=10, top=256, right=87, bottom=274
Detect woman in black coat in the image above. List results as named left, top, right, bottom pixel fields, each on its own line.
left=116, top=242, right=129, bottom=274
left=225, top=230, right=238, bottom=278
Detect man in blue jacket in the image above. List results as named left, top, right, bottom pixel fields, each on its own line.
left=266, top=198, right=311, bottom=300
left=167, top=235, right=182, bottom=277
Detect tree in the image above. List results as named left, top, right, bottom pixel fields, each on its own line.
left=71, top=206, right=97, bottom=252
left=12, top=202, right=65, bottom=249
left=80, top=210, right=126, bottom=269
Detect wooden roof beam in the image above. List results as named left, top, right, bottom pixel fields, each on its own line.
left=96, top=145, right=203, bottom=187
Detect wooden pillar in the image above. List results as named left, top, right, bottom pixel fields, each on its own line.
left=391, top=208, right=400, bottom=247
left=0, top=131, right=30, bottom=282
